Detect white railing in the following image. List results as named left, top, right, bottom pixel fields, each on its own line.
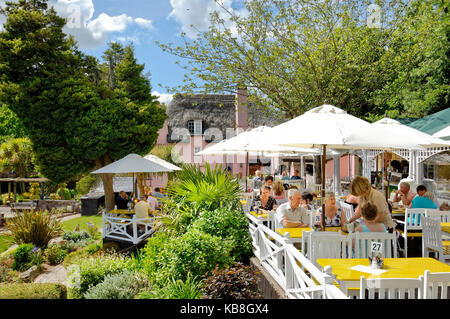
left=246, top=213, right=348, bottom=299
left=102, top=211, right=157, bottom=244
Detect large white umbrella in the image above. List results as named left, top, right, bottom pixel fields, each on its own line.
left=144, top=154, right=182, bottom=171
left=196, top=126, right=332, bottom=190
left=269, top=104, right=437, bottom=230
left=372, top=118, right=450, bottom=148
left=432, top=125, right=450, bottom=140
left=370, top=118, right=450, bottom=197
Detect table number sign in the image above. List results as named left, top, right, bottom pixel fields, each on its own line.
left=370, top=241, right=383, bottom=254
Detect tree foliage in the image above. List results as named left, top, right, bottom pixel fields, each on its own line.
left=0, top=0, right=166, bottom=208
left=158, top=0, right=448, bottom=120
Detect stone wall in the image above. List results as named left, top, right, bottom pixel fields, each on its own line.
left=36, top=200, right=81, bottom=213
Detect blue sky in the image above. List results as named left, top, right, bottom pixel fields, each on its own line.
left=0, top=0, right=246, bottom=103
left=35, top=0, right=247, bottom=105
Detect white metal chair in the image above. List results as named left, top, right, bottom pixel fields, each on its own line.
left=360, top=276, right=424, bottom=299
left=396, top=208, right=426, bottom=257
left=307, top=232, right=350, bottom=267
left=422, top=216, right=450, bottom=262
left=425, top=209, right=450, bottom=223
left=348, top=232, right=397, bottom=258
left=421, top=270, right=450, bottom=299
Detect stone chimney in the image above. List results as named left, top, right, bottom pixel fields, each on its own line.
left=235, top=85, right=248, bottom=132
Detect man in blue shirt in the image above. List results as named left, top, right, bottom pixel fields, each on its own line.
left=411, top=185, right=437, bottom=209
left=291, top=169, right=301, bottom=180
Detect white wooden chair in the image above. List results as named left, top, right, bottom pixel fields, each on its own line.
left=339, top=201, right=354, bottom=224
left=422, top=216, right=450, bottom=262
left=360, top=276, right=424, bottom=299
left=396, top=208, right=426, bottom=257
left=348, top=232, right=397, bottom=258
left=425, top=209, right=450, bottom=223
left=421, top=270, right=450, bottom=299
left=307, top=232, right=350, bottom=267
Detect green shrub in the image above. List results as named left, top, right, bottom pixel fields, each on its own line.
left=201, top=263, right=263, bottom=299
left=189, top=208, right=252, bottom=261
left=44, top=244, right=67, bottom=265
left=66, top=252, right=133, bottom=299
left=84, top=270, right=150, bottom=299
left=0, top=283, right=67, bottom=299
left=6, top=210, right=63, bottom=248
left=63, top=230, right=91, bottom=242
left=138, top=273, right=201, bottom=299
left=12, top=243, right=34, bottom=271
left=0, top=264, right=20, bottom=283
left=62, top=242, right=102, bottom=268
left=142, top=229, right=234, bottom=285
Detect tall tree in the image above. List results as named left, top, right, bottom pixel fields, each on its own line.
left=157, top=0, right=446, bottom=120
left=0, top=0, right=166, bottom=210
left=372, top=0, right=449, bottom=120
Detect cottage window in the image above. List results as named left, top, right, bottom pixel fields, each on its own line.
left=188, top=120, right=202, bottom=136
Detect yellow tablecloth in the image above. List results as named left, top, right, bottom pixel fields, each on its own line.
left=276, top=227, right=312, bottom=238
left=249, top=211, right=268, bottom=219
left=276, top=226, right=347, bottom=238
left=317, top=258, right=450, bottom=282
left=441, top=222, right=450, bottom=234
left=108, top=209, right=135, bottom=214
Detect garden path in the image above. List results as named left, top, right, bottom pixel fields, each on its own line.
left=34, top=264, right=67, bottom=285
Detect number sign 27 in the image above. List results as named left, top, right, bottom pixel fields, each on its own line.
left=371, top=242, right=383, bottom=254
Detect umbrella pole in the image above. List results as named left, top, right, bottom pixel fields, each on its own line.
left=384, top=151, right=389, bottom=200
left=321, top=145, right=327, bottom=231
left=245, top=151, right=249, bottom=192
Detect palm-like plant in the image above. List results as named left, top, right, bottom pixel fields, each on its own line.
left=6, top=209, right=63, bottom=248
left=168, top=163, right=241, bottom=204
left=0, top=137, right=35, bottom=177
left=159, top=163, right=242, bottom=234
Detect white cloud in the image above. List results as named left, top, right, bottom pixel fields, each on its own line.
left=152, top=91, right=173, bottom=105
left=0, top=0, right=154, bottom=49
left=169, top=0, right=247, bottom=39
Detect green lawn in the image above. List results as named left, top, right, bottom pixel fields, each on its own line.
left=0, top=235, right=14, bottom=254
left=61, top=215, right=103, bottom=233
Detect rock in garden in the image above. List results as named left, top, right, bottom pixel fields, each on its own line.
left=20, top=265, right=41, bottom=283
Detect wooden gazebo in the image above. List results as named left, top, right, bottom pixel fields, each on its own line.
left=0, top=177, right=49, bottom=204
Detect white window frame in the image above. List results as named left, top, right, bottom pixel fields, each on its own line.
left=188, top=120, right=202, bottom=136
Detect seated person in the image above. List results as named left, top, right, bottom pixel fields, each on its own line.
left=411, top=185, right=437, bottom=209
left=276, top=189, right=309, bottom=228
left=315, top=192, right=345, bottom=227
left=250, top=186, right=277, bottom=211
left=134, top=195, right=151, bottom=219
left=344, top=193, right=359, bottom=211
left=440, top=202, right=450, bottom=211
left=301, top=192, right=314, bottom=210
left=281, top=171, right=290, bottom=181
left=291, top=170, right=301, bottom=180
left=115, top=191, right=129, bottom=209
left=272, top=180, right=286, bottom=200
left=392, top=181, right=416, bottom=208
left=355, top=202, right=386, bottom=233
left=146, top=193, right=159, bottom=211
left=264, top=175, right=274, bottom=188
left=253, top=170, right=263, bottom=189
left=153, top=187, right=166, bottom=206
